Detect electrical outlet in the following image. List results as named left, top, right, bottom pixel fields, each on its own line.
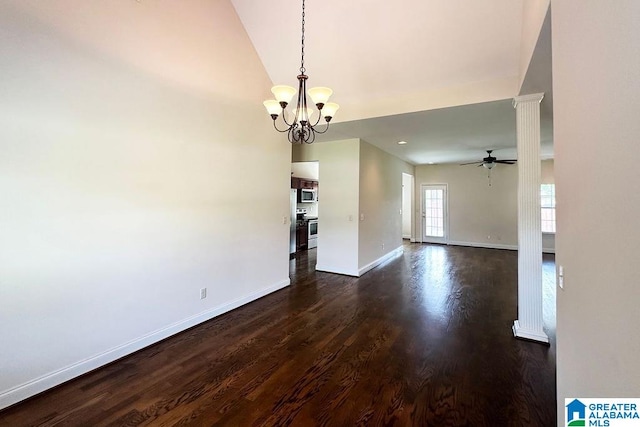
left=348, top=215, right=353, bottom=221
left=200, top=288, right=207, bottom=299
left=360, top=213, right=365, bottom=221
left=282, top=215, right=288, bottom=224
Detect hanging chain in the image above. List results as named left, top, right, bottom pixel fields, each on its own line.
left=300, top=0, right=306, bottom=74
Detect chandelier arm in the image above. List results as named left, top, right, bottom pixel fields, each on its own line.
left=310, top=110, right=322, bottom=127
left=300, top=76, right=308, bottom=122
left=304, top=126, right=312, bottom=143
left=281, top=109, right=294, bottom=126
left=311, top=122, right=331, bottom=135
left=288, top=123, right=304, bottom=143
left=305, top=128, right=316, bottom=144
left=272, top=120, right=293, bottom=133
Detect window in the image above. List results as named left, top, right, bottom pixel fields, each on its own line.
left=541, top=184, right=556, bottom=233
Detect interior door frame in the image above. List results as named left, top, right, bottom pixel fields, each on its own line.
left=401, top=173, right=415, bottom=242
left=420, top=183, right=449, bottom=244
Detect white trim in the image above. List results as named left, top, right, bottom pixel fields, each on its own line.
left=0, top=278, right=290, bottom=410
left=447, top=240, right=518, bottom=251
left=512, top=320, right=549, bottom=343
left=542, top=248, right=556, bottom=254
left=410, top=238, right=417, bottom=243
left=420, top=183, right=449, bottom=244
left=315, top=265, right=359, bottom=277
left=358, top=246, right=404, bottom=276
left=513, top=92, right=544, bottom=106
left=402, top=234, right=411, bottom=240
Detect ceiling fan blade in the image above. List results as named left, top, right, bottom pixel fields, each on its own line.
left=460, top=161, right=483, bottom=165
left=495, top=160, right=517, bottom=164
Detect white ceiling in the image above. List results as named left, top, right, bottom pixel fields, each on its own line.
left=231, top=0, right=553, bottom=165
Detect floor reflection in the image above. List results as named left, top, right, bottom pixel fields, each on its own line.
left=420, top=244, right=452, bottom=319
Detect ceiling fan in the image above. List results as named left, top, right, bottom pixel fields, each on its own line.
left=460, top=150, right=517, bottom=169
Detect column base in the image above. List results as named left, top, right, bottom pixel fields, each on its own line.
left=512, top=320, right=550, bottom=344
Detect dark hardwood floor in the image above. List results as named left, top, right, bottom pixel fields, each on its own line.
left=0, top=243, right=556, bottom=426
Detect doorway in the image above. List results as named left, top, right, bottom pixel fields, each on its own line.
left=421, top=184, right=448, bottom=244
left=402, top=173, right=414, bottom=240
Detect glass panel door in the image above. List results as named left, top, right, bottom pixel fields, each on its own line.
left=422, top=185, right=447, bottom=243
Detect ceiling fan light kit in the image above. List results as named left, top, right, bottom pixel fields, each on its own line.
left=263, top=0, right=339, bottom=144
left=460, top=150, right=517, bottom=168
left=460, top=150, right=517, bottom=186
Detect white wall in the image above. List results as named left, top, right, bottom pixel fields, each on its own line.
left=0, top=0, right=290, bottom=408
left=519, top=0, right=550, bottom=89
left=415, top=163, right=518, bottom=249
left=358, top=142, right=414, bottom=273
left=291, top=161, right=319, bottom=180
left=553, top=1, right=640, bottom=423
left=293, top=139, right=360, bottom=276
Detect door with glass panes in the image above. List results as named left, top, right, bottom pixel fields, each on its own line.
left=422, top=184, right=447, bottom=244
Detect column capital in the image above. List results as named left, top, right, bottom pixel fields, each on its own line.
left=513, top=93, right=544, bottom=108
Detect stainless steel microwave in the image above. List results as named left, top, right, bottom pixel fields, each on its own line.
left=300, top=188, right=317, bottom=203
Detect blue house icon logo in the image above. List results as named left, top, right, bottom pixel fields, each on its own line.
left=566, top=399, right=587, bottom=426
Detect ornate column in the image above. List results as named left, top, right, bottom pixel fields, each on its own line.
left=512, top=93, right=549, bottom=343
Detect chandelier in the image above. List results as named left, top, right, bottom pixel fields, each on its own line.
left=263, top=0, right=339, bottom=144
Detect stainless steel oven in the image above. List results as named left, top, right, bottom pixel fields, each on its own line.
left=308, top=219, right=318, bottom=249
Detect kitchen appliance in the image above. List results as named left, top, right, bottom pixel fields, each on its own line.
left=308, top=218, right=318, bottom=249
left=299, top=188, right=317, bottom=203
left=296, top=207, right=307, bottom=221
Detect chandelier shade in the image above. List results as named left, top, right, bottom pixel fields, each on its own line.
left=308, top=87, right=333, bottom=106
left=271, top=85, right=297, bottom=105
left=322, top=102, right=340, bottom=119
left=263, top=0, right=338, bottom=144
left=263, top=100, right=282, bottom=116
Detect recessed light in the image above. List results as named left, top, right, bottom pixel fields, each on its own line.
left=397, top=141, right=408, bottom=145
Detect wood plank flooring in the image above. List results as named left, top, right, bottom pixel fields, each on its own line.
left=0, top=243, right=557, bottom=426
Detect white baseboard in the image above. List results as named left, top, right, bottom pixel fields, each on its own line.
left=0, top=278, right=290, bottom=411
left=402, top=234, right=411, bottom=240
left=512, top=320, right=550, bottom=343
left=315, top=264, right=359, bottom=277
left=447, top=240, right=518, bottom=251
left=358, top=246, right=404, bottom=277
left=543, top=248, right=556, bottom=254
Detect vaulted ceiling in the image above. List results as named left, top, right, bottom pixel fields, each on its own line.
left=231, top=0, right=553, bottom=165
